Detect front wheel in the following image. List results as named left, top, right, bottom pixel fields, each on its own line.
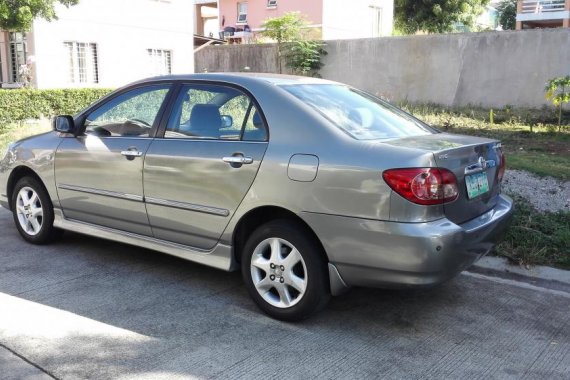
left=11, top=177, right=61, bottom=244
left=241, top=220, right=330, bottom=321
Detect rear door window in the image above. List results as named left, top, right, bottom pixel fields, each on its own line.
left=164, top=84, right=267, bottom=141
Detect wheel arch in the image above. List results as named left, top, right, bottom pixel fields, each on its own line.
left=6, top=166, right=46, bottom=211
left=232, top=206, right=329, bottom=266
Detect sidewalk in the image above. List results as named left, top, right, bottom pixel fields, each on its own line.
left=470, top=256, right=570, bottom=293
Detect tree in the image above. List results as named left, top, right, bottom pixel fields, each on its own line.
left=0, top=0, right=79, bottom=31
left=261, top=11, right=306, bottom=74
left=395, top=0, right=490, bottom=34
left=545, top=76, right=570, bottom=131
left=496, top=0, right=517, bottom=30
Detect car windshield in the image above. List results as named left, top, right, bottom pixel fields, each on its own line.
left=281, top=84, right=436, bottom=140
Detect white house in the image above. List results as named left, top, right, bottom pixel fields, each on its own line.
left=0, top=0, right=194, bottom=89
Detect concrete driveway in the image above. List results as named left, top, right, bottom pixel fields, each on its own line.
left=0, top=209, right=568, bottom=380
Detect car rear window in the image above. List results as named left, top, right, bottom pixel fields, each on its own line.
left=281, top=84, right=436, bottom=140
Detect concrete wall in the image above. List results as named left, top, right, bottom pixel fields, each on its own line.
left=195, top=29, right=570, bottom=108
left=30, top=0, right=194, bottom=89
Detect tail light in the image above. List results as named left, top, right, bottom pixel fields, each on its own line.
left=383, top=168, right=459, bottom=205
left=497, top=149, right=506, bottom=182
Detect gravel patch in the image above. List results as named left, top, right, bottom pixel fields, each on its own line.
left=502, top=170, right=570, bottom=213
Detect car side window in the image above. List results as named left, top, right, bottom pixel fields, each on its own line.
left=165, top=84, right=267, bottom=141
left=242, top=108, right=268, bottom=142
left=84, top=85, right=170, bottom=137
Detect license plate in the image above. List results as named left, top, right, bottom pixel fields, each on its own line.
left=465, top=172, right=489, bottom=199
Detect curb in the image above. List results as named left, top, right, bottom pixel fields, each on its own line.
left=468, top=256, right=570, bottom=292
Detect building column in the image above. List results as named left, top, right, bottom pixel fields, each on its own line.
left=516, top=0, right=523, bottom=30
left=565, top=0, right=570, bottom=28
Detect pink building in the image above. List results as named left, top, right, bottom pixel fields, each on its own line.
left=195, top=0, right=394, bottom=41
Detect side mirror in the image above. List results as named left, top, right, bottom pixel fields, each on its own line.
left=221, top=115, right=233, bottom=129
left=53, top=115, right=76, bottom=134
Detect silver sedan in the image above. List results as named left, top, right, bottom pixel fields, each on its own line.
left=0, top=74, right=513, bottom=320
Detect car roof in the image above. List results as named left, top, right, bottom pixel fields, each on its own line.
left=132, top=72, right=341, bottom=87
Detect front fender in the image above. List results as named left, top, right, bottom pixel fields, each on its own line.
left=0, top=132, right=63, bottom=211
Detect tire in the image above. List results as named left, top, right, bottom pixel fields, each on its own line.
left=241, top=219, right=330, bottom=321
left=11, top=176, right=62, bottom=245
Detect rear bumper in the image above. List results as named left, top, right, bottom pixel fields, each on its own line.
left=302, top=194, right=514, bottom=289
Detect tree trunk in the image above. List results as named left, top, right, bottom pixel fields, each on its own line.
left=559, top=105, right=562, bottom=132
left=277, top=44, right=282, bottom=74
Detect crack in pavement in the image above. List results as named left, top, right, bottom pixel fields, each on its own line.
left=0, top=341, right=60, bottom=380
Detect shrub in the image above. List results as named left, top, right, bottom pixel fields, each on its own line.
left=545, top=75, right=570, bottom=131
left=0, top=88, right=113, bottom=127
left=285, top=40, right=327, bottom=77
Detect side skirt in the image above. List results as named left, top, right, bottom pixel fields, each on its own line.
left=53, top=209, right=237, bottom=271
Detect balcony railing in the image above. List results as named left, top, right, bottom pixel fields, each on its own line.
left=520, top=0, right=566, bottom=13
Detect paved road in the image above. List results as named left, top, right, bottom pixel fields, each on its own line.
left=0, top=209, right=568, bottom=380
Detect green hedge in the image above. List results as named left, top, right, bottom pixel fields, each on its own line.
left=0, top=88, right=114, bottom=125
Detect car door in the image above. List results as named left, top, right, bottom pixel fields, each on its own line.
left=55, top=84, right=172, bottom=236
left=143, top=83, right=269, bottom=249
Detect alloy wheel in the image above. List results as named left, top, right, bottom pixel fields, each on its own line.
left=250, top=237, right=308, bottom=308
left=16, top=187, right=44, bottom=236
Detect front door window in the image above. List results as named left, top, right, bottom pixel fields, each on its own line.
left=84, top=85, right=170, bottom=137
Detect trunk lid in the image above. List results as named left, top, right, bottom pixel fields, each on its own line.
left=383, top=133, right=503, bottom=224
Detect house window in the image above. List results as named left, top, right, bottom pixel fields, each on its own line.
left=370, top=6, right=383, bottom=37
left=148, top=49, right=172, bottom=76
left=267, top=0, right=277, bottom=7
left=9, top=32, right=26, bottom=83
left=64, top=42, right=99, bottom=84
left=237, top=2, right=248, bottom=24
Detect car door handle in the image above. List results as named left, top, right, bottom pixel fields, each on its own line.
left=121, top=150, right=143, bottom=160
left=222, top=156, right=253, bottom=165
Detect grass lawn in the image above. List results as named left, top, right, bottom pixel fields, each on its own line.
left=495, top=195, right=570, bottom=270
left=1, top=110, right=569, bottom=270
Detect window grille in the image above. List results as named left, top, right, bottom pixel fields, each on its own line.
left=64, top=41, right=99, bottom=84
left=9, top=32, right=26, bottom=83
left=147, top=49, right=172, bottom=76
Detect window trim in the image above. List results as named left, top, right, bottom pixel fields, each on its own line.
left=237, top=2, right=248, bottom=24
left=267, top=0, right=277, bottom=8
left=370, top=5, right=383, bottom=38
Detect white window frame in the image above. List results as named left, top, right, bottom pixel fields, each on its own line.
left=64, top=41, right=99, bottom=84
left=267, top=0, right=277, bottom=8
left=237, top=2, right=248, bottom=24
left=370, top=6, right=383, bottom=38
left=147, top=48, right=172, bottom=76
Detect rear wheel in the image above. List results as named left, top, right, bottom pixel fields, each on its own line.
left=11, top=177, right=61, bottom=244
left=241, top=219, right=330, bottom=321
